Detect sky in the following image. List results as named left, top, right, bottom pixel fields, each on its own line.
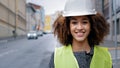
left=27, top=0, right=67, bottom=15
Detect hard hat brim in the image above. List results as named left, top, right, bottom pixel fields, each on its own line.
left=62, top=11, right=97, bottom=17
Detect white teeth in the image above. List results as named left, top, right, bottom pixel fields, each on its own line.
left=77, top=32, right=84, bottom=35
left=77, top=32, right=83, bottom=34
left=75, top=30, right=85, bottom=33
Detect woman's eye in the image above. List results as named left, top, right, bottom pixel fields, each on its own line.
left=83, top=21, right=87, bottom=24
left=82, top=20, right=89, bottom=24
left=72, top=22, right=77, bottom=24
left=71, top=20, right=78, bottom=24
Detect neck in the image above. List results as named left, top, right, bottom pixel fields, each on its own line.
left=72, top=39, right=90, bottom=53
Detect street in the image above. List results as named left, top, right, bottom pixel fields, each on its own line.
left=0, top=34, right=120, bottom=68
left=0, top=34, right=57, bottom=68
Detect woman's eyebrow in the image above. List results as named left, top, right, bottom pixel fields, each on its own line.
left=70, top=17, right=89, bottom=20
left=82, top=17, right=89, bottom=20
left=70, top=17, right=77, bottom=20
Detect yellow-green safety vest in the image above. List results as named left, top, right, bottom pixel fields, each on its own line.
left=54, top=45, right=112, bottom=68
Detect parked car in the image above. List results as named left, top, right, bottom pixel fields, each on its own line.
left=27, top=31, right=38, bottom=39
left=37, top=30, right=43, bottom=36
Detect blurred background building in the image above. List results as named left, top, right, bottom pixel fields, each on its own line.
left=94, top=0, right=120, bottom=42
left=0, top=0, right=26, bottom=39
left=103, top=0, right=120, bottom=42
left=26, top=2, right=45, bottom=32
left=44, top=11, right=62, bottom=33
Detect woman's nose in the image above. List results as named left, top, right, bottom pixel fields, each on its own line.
left=76, top=23, right=83, bottom=29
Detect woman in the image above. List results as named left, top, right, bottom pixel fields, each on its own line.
left=49, top=0, right=112, bottom=68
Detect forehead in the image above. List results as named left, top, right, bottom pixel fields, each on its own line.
left=70, top=16, right=89, bottom=20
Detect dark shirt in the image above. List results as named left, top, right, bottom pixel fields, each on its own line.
left=49, top=47, right=94, bottom=68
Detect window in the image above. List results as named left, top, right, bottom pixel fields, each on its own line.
left=113, top=19, right=120, bottom=35
left=117, top=19, right=120, bottom=34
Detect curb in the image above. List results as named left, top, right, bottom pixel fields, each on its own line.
left=0, top=35, right=26, bottom=44
left=108, top=47, right=120, bottom=50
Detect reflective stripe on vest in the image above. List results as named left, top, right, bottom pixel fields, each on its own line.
left=54, top=45, right=112, bottom=68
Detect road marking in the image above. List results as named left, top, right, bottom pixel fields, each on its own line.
left=0, top=50, right=18, bottom=57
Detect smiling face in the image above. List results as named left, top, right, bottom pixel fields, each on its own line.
left=70, top=16, right=91, bottom=43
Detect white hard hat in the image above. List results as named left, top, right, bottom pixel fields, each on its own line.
left=63, top=0, right=97, bottom=17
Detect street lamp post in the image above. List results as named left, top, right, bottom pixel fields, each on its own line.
left=109, top=0, right=113, bottom=40
left=113, top=0, right=118, bottom=68
left=15, top=0, right=18, bottom=38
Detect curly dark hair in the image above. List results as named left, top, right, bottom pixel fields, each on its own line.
left=53, top=13, right=109, bottom=46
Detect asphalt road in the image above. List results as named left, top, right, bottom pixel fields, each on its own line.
left=0, top=34, right=57, bottom=68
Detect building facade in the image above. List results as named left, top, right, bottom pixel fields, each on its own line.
left=26, top=3, right=45, bottom=32
left=0, top=0, right=26, bottom=39
left=44, top=11, right=62, bottom=33
left=103, top=0, right=120, bottom=42
left=94, top=0, right=120, bottom=42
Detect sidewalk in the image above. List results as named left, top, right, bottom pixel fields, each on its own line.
left=0, top=35, right=26, bottom=44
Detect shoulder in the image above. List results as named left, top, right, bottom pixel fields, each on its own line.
left=55, top=46, right=67, bottom=52
left=55, top=46, right=65, bottom=55
left=55, top=45, right=72, bottom=57
left=94, top=45, right=108, bottom=52
left=92, top=46, right=112, bottom=68
left=94, top=45, right=111, bottom=59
